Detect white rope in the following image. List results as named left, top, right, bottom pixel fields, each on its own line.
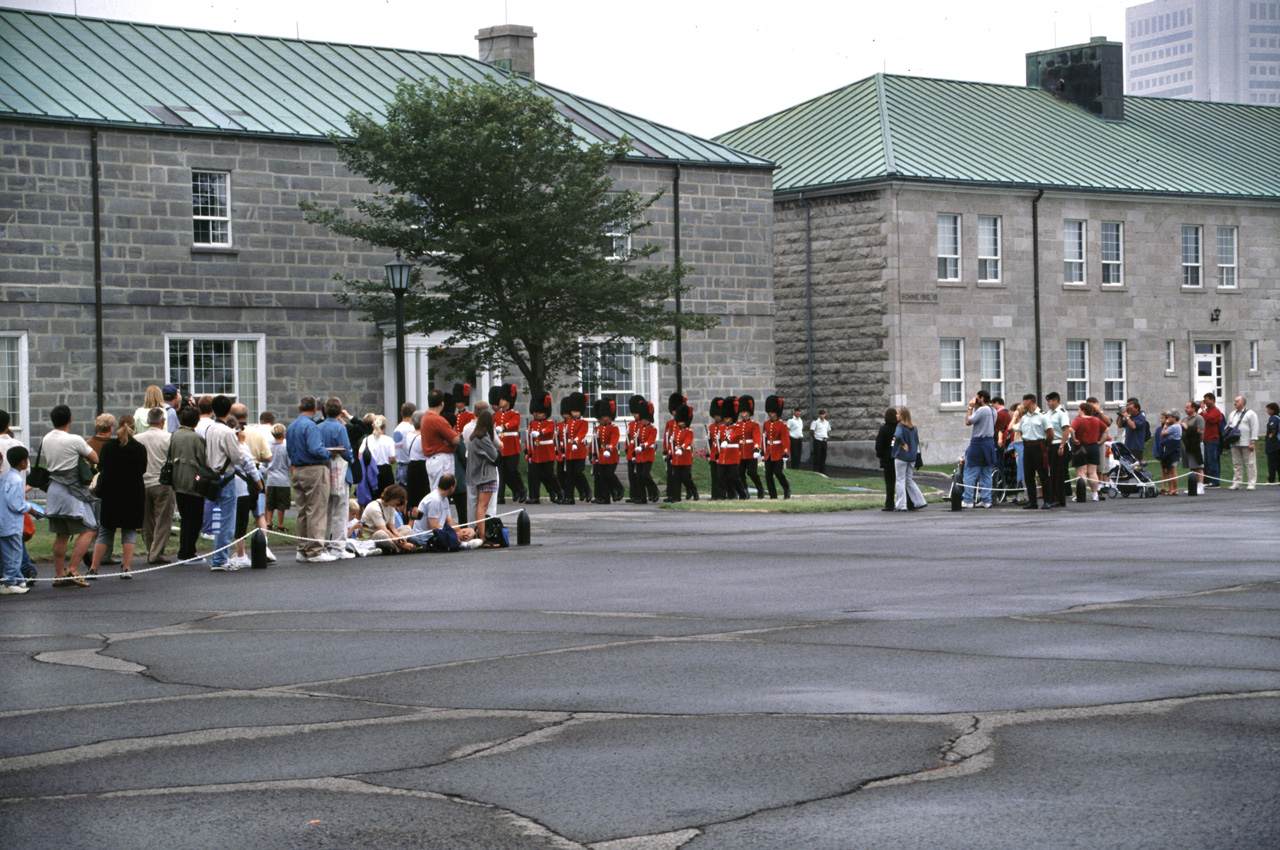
left=31, top=530, right=259, bottom=582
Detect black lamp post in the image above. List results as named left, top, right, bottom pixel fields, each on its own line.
left=384, top=251, right=412, bottom=410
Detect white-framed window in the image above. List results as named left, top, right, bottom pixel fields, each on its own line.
left=579, top=339, right=654, bottom=412
left=980, top=339, right=1004, bottom=399
left=192, top=171, right=231, bottom=246
left=0, top=332, right=30, bottom=441
left=937, top=214, right=960, bottom=281
left=978, top=215, right=1001, bottom=282
left=600, top=221, right=631, bottom=262
left=1104, top=340, right=1126, bottom=403
left=939, top=338, right=964, bottom=403
left=1064, top=220, right=1085, bottom=283
left=166, top=335, right=265, bottom=419
left=1217, top=226, right=1237, bottom=288
left=1181, top=225, right=1202, bottom=287
left=1066, top=339, right=1089, bottom=403
left=1166, top=340, right=1176, bottom=373
left=1101, top=221, right=1123, bottom=285
left=1250, top=341, right=1259, bottom=372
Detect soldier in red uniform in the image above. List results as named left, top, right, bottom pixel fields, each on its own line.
left=706, top=398, right=724, bottom=500
left=667, top=403, right=698, bottom=503
left=633, top=402, right=660, bottom=503
left=718, top=396, right=748, bottom=500
left=625, top=394, right=645, bottom=504
left=591, top=398, right=623, bottom=504
left=762, top=394, right=792, bottom=499
left=490, top=384, right=525, bottom=504
left=452, top=383, right=475, bottom=436
left=553, top=397, right=572, bottom=503
left=663, top=392, right=684, bottom=502
left=737, top=395, right=765, bottom=499
left=560, top=391, right=591, bottom=505
left=524, top=390, right=561, bottom=505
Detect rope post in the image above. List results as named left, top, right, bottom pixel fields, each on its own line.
left=517, top=509, right=531, bottom=546
left=250, top=528, right=268, bottom=568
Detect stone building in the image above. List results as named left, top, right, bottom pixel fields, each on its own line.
left=0, top=11, right=774, bottom=446
left=717, top=38, right=1280, bottom=463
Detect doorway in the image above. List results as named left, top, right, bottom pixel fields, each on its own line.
left=1193, top=342, right=1224, bottom=400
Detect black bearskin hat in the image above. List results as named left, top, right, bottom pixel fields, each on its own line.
left=765, top=395, right=784, bottom=416
left=668, top=392, right=685, bottom=414
left=451, top=383, right=471, bottom=405
left=593, top=398, right=616, bottom=420
left=710, top=397, right=724, bottom=418
left=559, top=395, right=573, bottom=416
left=488, top=385, right=503, bottom=407
left=568, top=391, right=587, bottom=414
left=675, top=404, right=693, bottom=425
left=529, top=390, right=552, bottom=416
left=629, top=394, right=647, bottom=417
left=739, top=395, right=755, bottom=416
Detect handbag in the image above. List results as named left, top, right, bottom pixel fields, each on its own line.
left=26, top=443, right=50, bottom=491
left=22, top=512, right=35, bottom=542
left=484, top=515, right=510, bottom=547
left=192, top=460, right=230, bottom=501
left=158, top=442, right=174, bottom=486
left=1220, top=412, right=1242, bottom=448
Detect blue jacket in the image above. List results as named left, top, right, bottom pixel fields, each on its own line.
left=317, top=417, right=354, bottom=483
left=285, top=415, right=331, bottom=465
left=892, top=424, right=919, bottom=463
left=1, top=469, right=27, bottom=538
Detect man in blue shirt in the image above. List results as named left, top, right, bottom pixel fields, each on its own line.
left=962, top=390, right=997, bottom=508
left=317, top=397, right=354, bottom=560
left=286, top=397, right=337, bottom=562
left=1117, top=398, right=1149, bottom=464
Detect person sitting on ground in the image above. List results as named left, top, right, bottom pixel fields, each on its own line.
left=409, top=474, right=478, bottom=550
left=361, top=485, right=417, bottom=554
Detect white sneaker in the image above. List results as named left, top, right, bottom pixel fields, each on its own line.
left=0, top=584, right=29, bottom=595
left=200, top=533, right=215, bottom=541
left=976, top=502, right=991, bottom=509
left=264, top=547, right=277, bottom=563
left=961, top=502, right=974, bottom=509
left=230, top=555, right=252, bottom=568
left=462, top=539, right=483, bottom=549
left=336, top=550, right=356, bottom=559
left=1091, top=493, right=1099, bottom=501
left=210, top=562, right=242, bottom=571
left=306, top=553, right=338, bottom=563
left=295, top=553, right=309, bottom=563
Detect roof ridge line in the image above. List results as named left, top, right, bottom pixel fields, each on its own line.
left=874, top=72, right=896, bottom=174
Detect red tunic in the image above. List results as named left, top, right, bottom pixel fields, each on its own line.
left=707, top=421, right=721, bottom=464
left=740, top=420, right=762, bottom=460
left=717, top=421, right=742, bottom=466
left=635, top=424, right=658, bottom=463
left=593, top=423, right=620, bottom=465
left=626, top=419, right=641, bottom=462
left=527, top=418, right=557, bottom=464
left=554, top=418, right=570, bottom=462
left=495, top=409, right=522, bottom=457
left=663, top=419, right=679, bottom=459
left=454, top=410, right=476, bottom=436
left=762, top=419, right=791, bottom=462
left=565, top=418, right=589, bottom=461
left=671, top=427, right=694, bottom=466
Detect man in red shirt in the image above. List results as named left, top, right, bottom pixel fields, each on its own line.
left=762, top=395, right=792, bottom=499
left=591, top=398, right=623, bottom=504
left=410, top=390, right=459, bottom=510
left=490, top=384, right=525, bottom=504
left=560, top=392, right=591, bottom=505
left=718, top=396, right=748, bottom=500
left=737, top=395, right=765, bottom=500
left=632, top=403, right=659, bottom=503
left=1200, top=393, right=1225, bottom=487
left=524, top=391, right=561, bottom=505
left=666, top=404, right=698, bottom=502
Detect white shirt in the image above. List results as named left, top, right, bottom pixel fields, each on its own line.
left=413, top=489, right=452, bottom=532
left=195, top=417, right=214, bottom=439
left=393, top=421, right=415, bottom=465
left=0, top=432, right=25, bottom=478
left=360, top=434, right=396, bottom=466
left=1227, top=408, right=1260, bottom=445
left=812, top=419, right=832, bottom=440
left=40, top=429, right=93, bottom=472
left=786, top=416, right=804, bottom=439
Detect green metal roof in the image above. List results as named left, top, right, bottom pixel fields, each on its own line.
left=0, top=9, right=770, bottom=168
left=716, top=73, right=1280, bottom=200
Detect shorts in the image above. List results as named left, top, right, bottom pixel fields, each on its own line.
left=478, top=481, right=499, bottom=494
left=48, top=516, right=92, bottom=536
left=95, top=526, right=137, bottom=549
left=1082, top=443, right=1101, bottom=466
left=265, top=485, right=292, bottom=512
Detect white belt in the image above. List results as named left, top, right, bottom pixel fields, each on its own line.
left=767, top=440, right=783, bottom=444
left=721, top=443, right=739, bottom=448
left=535, top=440, right=555, bottom=446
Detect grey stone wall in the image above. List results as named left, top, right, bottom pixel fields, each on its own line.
left=0, top=121, right=774, bottom=444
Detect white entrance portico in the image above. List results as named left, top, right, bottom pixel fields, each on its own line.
left=380, top=330, right=496, bottom=421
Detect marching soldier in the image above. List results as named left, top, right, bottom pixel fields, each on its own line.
left=553, top=396, right=572, bottom=503
left=490, top=384, right=526, bottom=504
left=524, top=390, right=561, bottom=504
left=708, top=397, right=725, bottom=500
left=663, top=392, right=683, bottom=501
left=625, top=394, right=645, bottom=504
left=452, top=383, right=475, bottom=436
left=718, top=396, right=748, bottom=500
left=633, top=402, right=660, bottom=503
left=591, top=398, right=623, bottom=504
left=666, top=403, right=698, bottom=503
left=562, top=391, right=591, bottom=505
left=738, top=395, right=765, bottom=499
left=762, top=395, right=792, bottom=499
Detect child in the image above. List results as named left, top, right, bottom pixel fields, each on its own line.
left=1157, top=411, right=1183, bottom=496
left=264, top=423, right=291, bottom=531
left=1, top=446, right=32, bottom=595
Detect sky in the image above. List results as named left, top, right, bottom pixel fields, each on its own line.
left=4, top=0, right=1131, bottom=138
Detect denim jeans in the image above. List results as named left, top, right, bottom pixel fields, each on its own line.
left=1, top=533, right=24, bottom=585
left=210, top=477, right=239, bottom=567
left=1012, top=441, right=1025, bottom=486
left=1203, top=439, right=1221, bottom=485
left=962, top=462, right=994, bottom=506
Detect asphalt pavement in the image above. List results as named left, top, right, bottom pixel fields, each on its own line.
left=2, top=488, right=1278, bottom=849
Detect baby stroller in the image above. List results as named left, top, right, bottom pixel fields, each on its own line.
left=1106, top=441, right=1158, bottom=498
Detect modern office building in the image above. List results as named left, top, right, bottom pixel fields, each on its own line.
left=1125, top=0, right=1280, bottom=105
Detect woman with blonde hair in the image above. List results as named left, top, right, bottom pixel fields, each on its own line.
left=892, top=406, right=926, bottom=512
left=133, top=385, right=165, bottom=434
left=88, top=414, right=147, bottom=578
left=357, top=414, right=397, bottom=501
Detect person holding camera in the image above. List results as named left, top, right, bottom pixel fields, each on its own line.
left=1199, top=394, right=1224, bottom=486
left=1116, top=398, right=1149, bottom=464
left=961, top=390, right=997, bottom=508
left=1225, top=396, right=1259, bottom=490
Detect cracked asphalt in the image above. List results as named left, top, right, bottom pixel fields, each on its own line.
left=2, top=490, right=1278, bottom=849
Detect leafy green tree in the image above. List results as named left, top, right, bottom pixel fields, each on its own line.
left=303, top=74, right=716, bottom=393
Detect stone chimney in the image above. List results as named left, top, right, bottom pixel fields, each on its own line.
left=476, top=25, right=536, bottom=79
left=1026, top=36, right=1124, bottom=121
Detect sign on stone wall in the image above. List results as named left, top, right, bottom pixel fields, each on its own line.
left=899, top=292, right=939, bottom=304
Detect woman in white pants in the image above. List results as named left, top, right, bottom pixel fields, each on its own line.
left=893, top=406, right=926, bottom=511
